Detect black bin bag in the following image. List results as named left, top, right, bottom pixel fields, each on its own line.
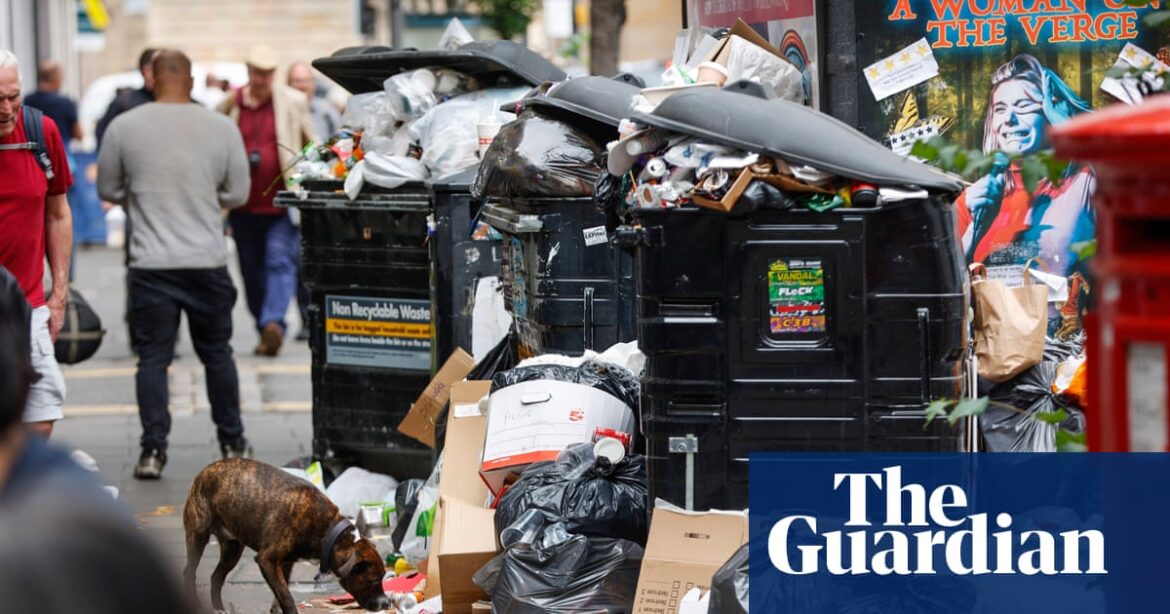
left=472, top=110, right=604, bottom=199
left=490, top=359, right=640, bottom=411
left=494, top=443, right=649, bottom=545
left=475, top=531, right=643, bottom=614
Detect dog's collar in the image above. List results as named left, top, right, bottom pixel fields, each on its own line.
left=316, top=518, right=357, bottom=582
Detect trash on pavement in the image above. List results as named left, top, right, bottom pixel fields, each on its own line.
left=631, top=501, right=747, bottom=614
left=679, top=586, right=712, bottom=614
left=325, top=466, right=399, bottom=520
left=707, top=544, right=748, bottom=614
left=435, top=496, right=498, bottom=613
left=983, top=339, right=1087, bottom=453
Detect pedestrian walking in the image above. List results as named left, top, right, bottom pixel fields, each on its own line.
left=23, top=59, right=82, bottom=144
left=0, top=49, right=73, bottom=440
left=96, top=48, right=158, bottom=148
left=97, top=50, right=253, bottom=479
left=218, top=44, right=317, bottom=356
left=287, top=61, right=340, bottom=342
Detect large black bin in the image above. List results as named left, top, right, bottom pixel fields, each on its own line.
left=619, top=86, right=970, bottom=510
left=284, top=42, right=563, bottom=477
left=478, top=75, right=643, bottom=357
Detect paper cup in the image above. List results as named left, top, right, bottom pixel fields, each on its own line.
left=697, top=61, right=729, bottom=86
left=594, top=437, right=626, bottom=464
left=477, top=118, right=502, bottom=159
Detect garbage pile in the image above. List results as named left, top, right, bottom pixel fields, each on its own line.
left=981, top=336, right=1088, bottom=453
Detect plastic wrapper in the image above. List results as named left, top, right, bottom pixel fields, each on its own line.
left=724, top=35, right=805, bottom=102
left=1052, top=354, right=1087, bottom=409
left=490, top=359, right=639, bottom=411
left=472, top=111, right=605, bottom=199
left=983, top=360, right=1086, bottom=452
left=341, top=91, right=396, bottom=137
left=474, top=532, right=643, bottom=614
left=343, top=160, right=365, bottom=200
left=324, top=467, right=398, bottom=520
left=495, top=443, right=649, bottom=545
left=737, top=179, right=800, bottom=213
left=409, top=88, right=525, bottom=178
left=362, top=152, right=427, bottom=189
left=469, top=330, right=519, bottom=381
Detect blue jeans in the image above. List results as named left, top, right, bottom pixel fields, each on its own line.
left=229, top=212, right=299, bottom=332
left=129, top=268, right=244, bottom=452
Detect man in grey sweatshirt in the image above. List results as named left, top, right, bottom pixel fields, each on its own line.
left=98, top=50, right=252, bottom=480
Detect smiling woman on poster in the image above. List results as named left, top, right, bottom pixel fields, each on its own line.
left=957, top=54, right=1095, bottom=279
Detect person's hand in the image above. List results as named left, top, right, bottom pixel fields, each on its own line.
left=101, top=200, right=116, bottom=213
left=47, top=293, right=66, bottom=342
left=965, top=174, right=997, bottom=217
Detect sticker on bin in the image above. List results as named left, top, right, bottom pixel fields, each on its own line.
left=324, top=295, right=432, bottom=371
left=582, top=225, right=609, bottom=247
left=768, top=258, right=827, bottom=335
left=480, top=379, right=635, bottom=495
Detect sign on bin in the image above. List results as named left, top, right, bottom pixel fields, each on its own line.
left=324, top=294, right=432, bottom=371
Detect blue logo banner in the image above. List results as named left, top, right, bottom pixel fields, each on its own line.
left=749, top=453, right=1170, bottom=612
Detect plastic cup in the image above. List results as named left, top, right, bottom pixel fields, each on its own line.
left=594, top=437, right=626, bottom=464
left=500, top=508, right=545, bottom=548
left=477, top=115, right=503, bottom=159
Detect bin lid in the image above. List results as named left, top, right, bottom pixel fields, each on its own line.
left=313, top=41, right=567, bottom=94
left=428, top=165, right=480, bottom=193
left=519, top=74, right=644, bottom=128
left=631, top=85, right=963, bottom=192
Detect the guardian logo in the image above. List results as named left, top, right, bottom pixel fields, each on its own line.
left=768, top=466, right=1107, bottom=577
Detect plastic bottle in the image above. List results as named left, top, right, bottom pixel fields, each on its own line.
left=105, top=206, right=125, bottom=249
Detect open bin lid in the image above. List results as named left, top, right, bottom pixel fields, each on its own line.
left=428, top=165, right=480, bottom=193
left=313, top=41, right=567, bottom=94
left=519, top=74, right=644, bottom=129
left=631, top=85, right=963, bottom=193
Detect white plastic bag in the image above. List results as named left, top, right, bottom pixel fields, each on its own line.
left=438, top=17, right=474, bottom=50
left=723, top=35, right=804, bottom=102
left=409, top=87, right=526, bottom=177
left=341, top=91, right=397, bottom=136
left=400, top=454, right=442, bottom=566
left=325, top=467, right=399, bottom=519
left=344, top=160, right=365, bottom=200
left=363, top=152, right=427, bottom=189
left=385, top=69, right=439, bottom=120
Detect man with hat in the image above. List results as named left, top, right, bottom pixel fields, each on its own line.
left=218, top=44, right=316, bottom=357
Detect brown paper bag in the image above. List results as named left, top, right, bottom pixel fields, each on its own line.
left=971, top=262, right=1048, bottom=383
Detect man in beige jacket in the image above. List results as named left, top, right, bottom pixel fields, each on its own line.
left=218, top=44, right=316, bottom=356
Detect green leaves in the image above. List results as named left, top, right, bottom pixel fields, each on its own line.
left=1072, top=240, right=1098, bottom=262
left=948, top=398, right=989, bottom=425
left=473, top=0, right=539, bottom=40
left=923, top=399, right=952, bottom=428
left=1056, top=430, right=1088, bottom=453
left=910, top=136, right=1069, bottom=196
left=922, top=398, right=1086, bottom=452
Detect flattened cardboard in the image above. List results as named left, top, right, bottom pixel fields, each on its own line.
left=397, top=348, right=475, bottom=447
left=436, top=497, right=498, bottom=614
left=632, top=507, right=748, bottom=614
left=471, top=603, right=492, bottom=613
left=425, top=380, right=493, bottom=601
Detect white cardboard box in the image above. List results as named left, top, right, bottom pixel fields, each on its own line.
left=479, top=379, right=635, bottom=495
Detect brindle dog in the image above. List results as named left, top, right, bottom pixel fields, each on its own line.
left=183, top=459, right=390, bottom=614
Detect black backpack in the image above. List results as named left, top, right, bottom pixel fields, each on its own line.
left=55, top=287, right=105, bottom=365
left=0, top=106, right=55, bottom=180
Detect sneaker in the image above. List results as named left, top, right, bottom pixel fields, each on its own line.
left=260, top=322, right=283, bottom=357
left=221, top=440, right=253, bottom=460
left=133, top=449, right=167, bottom=480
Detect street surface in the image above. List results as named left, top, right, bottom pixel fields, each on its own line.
left=55, top=243, right=363, bottom=613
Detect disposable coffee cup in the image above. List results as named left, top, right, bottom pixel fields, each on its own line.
left=593, top=437, right=626, bottom=464
left=696, top=61, right=729, bottom=87
left=477, top=109, right=503, bottom=159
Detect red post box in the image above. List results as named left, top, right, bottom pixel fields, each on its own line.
left=1051, top=97, right=1170, bottom=452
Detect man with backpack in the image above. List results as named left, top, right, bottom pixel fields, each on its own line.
left=0, top=49, right=73, bottom=439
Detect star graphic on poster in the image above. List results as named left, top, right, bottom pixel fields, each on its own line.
left=867, top=67, right=880, bottom=78
left=901, top=53, right=912, bottom=63
left=1125, top=46, right=1138, bottom=60
left=885, top=60, right=896, bottom=70
left=916, top=44, right=929, bottom=56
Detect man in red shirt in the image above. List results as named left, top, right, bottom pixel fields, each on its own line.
left=0, top=50, right=74, bottom=439
left=218, top=45, right=315, bottom=357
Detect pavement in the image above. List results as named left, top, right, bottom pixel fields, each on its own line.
left=53, top=243, right=369, bottom=613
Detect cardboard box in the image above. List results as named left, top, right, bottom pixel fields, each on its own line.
left=398, top=348, right=475, bottom=447
left=705, top=18, right=785, bottom=67
left=425, top=380, right=493, bottom=601
left=632, top=507, right=748, bottom=614
left=691, top=167, right=752, bottom=213
left=436, top=497, right=498, bottom=614
left=471, top=602, right=492, bottom=613
left=480, top=380, right=635, bottom=496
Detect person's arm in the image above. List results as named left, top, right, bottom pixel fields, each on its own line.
left=96, top=123, right=127, bottom=205
left=95, top=95, right=124, bottom=150
left=67, top=101, right=82, bottom=143
left=219, top=121, right=251, bottom=209
left=44, top=194, right=72, bottom=341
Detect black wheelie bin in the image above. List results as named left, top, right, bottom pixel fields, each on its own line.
left=476, top=75, right=644, bottom=358
left=279, top=42, right=565, bottom=478
left=612, top=84, right=969, bottom=510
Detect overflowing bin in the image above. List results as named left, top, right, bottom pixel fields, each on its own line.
left=280, top=42, right=565, bottom=477
left=610, top=84, right=969, bottom=510
left=475, top=75, right=644, bottom=357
